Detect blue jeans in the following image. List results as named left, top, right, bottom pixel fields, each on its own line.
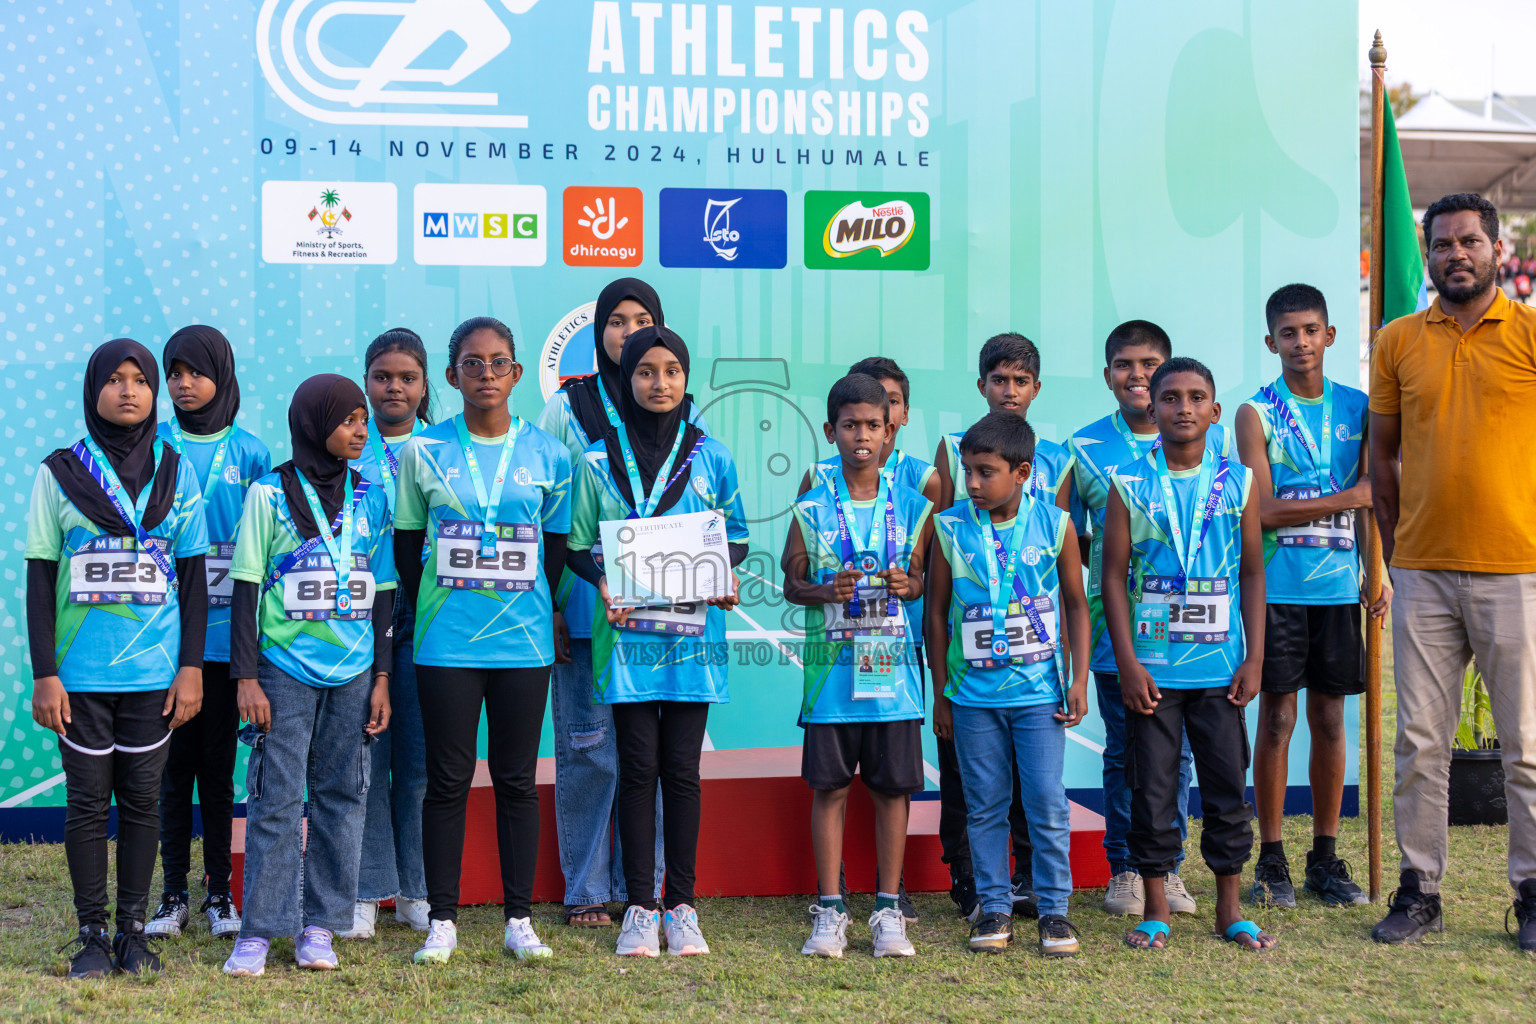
left=1097, top=672, right=1193, bottom=875
left=952, top=702, right=1073, bottom=917
left=550, top=639, right=663, bottom=905
left=357, top=603, right=427, bottom=902
left=238, top=660, right=373, bottom=939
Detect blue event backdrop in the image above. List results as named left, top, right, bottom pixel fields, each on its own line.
left=0, top=0, right=1361, bottom=836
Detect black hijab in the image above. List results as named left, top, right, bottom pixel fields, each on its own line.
left=163, top=324, right=241, bottom=435
left=275, top=374, right=366, bottom=539
left=562, top=277, right=665, bottom=444
left=43, top=338, right=180, bottom=534
left=603, top=325, right=704, bottom=514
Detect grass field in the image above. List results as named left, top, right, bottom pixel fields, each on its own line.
left=3, top=645, right=1533, bottom=1023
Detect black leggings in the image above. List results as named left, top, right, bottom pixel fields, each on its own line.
left=417, top=664, right=550, bottom=922
left=612, top=701, right=710, bottom=911
left=157, top=660, right=239, bottom=894
left=60, top=690, right=172, bottom=930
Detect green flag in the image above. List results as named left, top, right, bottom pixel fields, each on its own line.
left=1381, top=101, right=1427, bottom=325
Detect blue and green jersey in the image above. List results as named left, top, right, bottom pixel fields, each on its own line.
left=393, top=416, right=573, bottom=669
left=1241, top=380, right=1367, bottom=606
left=569, top=436, right=749, bottom=704
left=790, top=474, right=932, bottom=724
left=158, top=422, right=270, bottom=663
left=946, top=431, right=1074, bottom=506
left=1110, top=448, right=1252, bottom=689
left=25, top=456, right=210, bottom=693
left=933, top=496, right=1069, bottom=709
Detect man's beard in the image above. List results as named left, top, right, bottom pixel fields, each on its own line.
left=1431, top=256, right=1497, bottom=304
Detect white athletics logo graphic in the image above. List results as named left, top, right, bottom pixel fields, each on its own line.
left=704, top=199, right=742, bottom=261
left=257, top=0, right=540, bottom=128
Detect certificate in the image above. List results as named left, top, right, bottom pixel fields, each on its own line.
left=599, top=509, right=731, bottom=608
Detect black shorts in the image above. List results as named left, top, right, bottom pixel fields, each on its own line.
left=1261, top=604, right=1365, bottom=695
left=802, top=719, right=924, bottom=795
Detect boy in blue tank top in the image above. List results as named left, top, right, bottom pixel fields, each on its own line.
left=1235, top=284, right=1387, bottom=910
left=1103, top=358, right=1276, bottom=952
left=926, top=412, right=1090, bottom=958
left=932, top=333, right=1071, bottom=920
left=783, top=374, right=935, bottom=960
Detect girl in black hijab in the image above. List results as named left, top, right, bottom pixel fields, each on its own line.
left=565, top=325, right=748, bottom=958
left=147, top=325, right=272, bottom=941
left=223, top=373, right=395, bottom=977
left=562, top=277, right=666, bottom=444
left=25, top=338, right=210, bottom=977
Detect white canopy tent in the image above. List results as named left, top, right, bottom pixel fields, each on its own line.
left=1359, top=91, right=1536, bottom=212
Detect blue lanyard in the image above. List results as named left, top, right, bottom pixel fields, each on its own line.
left=1151, top=448, right=1230, bottom=595
left=72, top=437, right=177, bottom=589
left=595, top=376, right=625, bottom=431
left=829, top=470, right=899, bottom=620
left=1262, top=377, right=1338, bottom=494
left=368, top=421, right=420, bottom=517
left=261, top=479, right=370, bottom=595
left=615, top=420, right=689, bottom=519
left=975, top=499, right=1051, bottom=657
left=452, top=414, right=520, bottom=557
left=294, top=468, right=355, bottom=613
left=167, top=420, right=232, bottom=500
left=1111, top=412, right=1157, bottom=461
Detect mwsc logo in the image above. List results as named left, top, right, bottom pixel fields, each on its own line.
left=257, top=0, right=540, bottom=128
left=414, top=184, right=546, bottom=266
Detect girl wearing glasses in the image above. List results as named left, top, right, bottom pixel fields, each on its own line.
left=391, top=316, right=573, bottom=966
left=566, top=326, right=749, bottom=958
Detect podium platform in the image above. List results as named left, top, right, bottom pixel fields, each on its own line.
left=230, top=746, right=1109, bottom=906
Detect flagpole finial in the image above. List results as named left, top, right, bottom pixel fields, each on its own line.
left=1370, top=30, right=1387, bottom=69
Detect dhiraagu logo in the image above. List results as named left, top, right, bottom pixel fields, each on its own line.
left=414, top=183, right=545, bottom=266
left=804, top=191, right=929, bottom=271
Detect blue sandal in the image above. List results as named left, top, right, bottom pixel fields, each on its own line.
left=1125, top=920, right=1170, bottom=949
left=1223, top=920, right=1276, bottom=951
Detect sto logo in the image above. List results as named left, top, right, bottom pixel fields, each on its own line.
left=257, top=0, right=540, bottom=128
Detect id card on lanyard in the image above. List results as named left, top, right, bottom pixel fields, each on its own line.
left=71, top=437, right=178, bottom=591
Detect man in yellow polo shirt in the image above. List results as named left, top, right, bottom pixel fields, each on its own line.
left=1369, top=192, right=1536, bottom=951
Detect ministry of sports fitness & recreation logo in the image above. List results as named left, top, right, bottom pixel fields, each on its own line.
left=257, top=0, right=541, bottom=128
left=309, top=188, right=351, bottom=238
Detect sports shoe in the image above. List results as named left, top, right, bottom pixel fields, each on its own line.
left=801, top=903, right=849, bottom=958
left=1305, top=852, right=1368, bottom=907
left=223, top=936, right=270, bottom=977
left=662, top=904, right=710, bottom=956
left=63, top=924, right=114, bottom=979
left=615, top=905, right=661, bottom=958
left=203, top=893, right=242, bottom=938
left=1037, top=914, right=1080, bottom=957
left=1508, top=878, right=1536, bottom=952
left=951, top=874, right=981, bottom=922
left=145, top=891, right=189, bottom=937
left=340, top=901, right=377, bottom=940
left=113, top=921, right=163, bottom=974
left=504, top=916, right=552, bottom=960
left=1371, top=872, right=1443, bottom=944
left=968, top=911, right=1012, bottom=953
left=295, top=926, right=339, bottom=969
left=897, top=879, right=919, bottom=924
left=1011, top=872, right=1040, bottom=919
left=1164, top=872, right=1198, bottom=914
left=870, top=906, right=916, bottom=957
left=1103, top=870, right=1144, bottom=916
left=413, top=919, right=457, bottom=964
left=396, top=897, right=431, bottom=932
left=1249, top=852, right=1297, bottom=909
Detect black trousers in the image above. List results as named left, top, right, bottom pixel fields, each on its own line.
left=60, top=690, right=173, bottom=930
left=156, top=660, right=239, bottom=894
left=612, top=701, right=710, bottom=911
left=417, top=664, right=550, bottom=922
left=937, top=735, right=1033, bottom=881
left=1127, top=686, right=1253, bottom=878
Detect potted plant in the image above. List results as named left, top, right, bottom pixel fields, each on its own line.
left=1448, top=660, right=1507, bottom=826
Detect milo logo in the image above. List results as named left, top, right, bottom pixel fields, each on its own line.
left=804, top=191, right=929, bottom=271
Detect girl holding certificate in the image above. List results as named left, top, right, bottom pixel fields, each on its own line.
left=344, top=328, right=434, bottom=939
left=390, top=316, right=573, bottom=966
left=566, top=325, right=750, bottom=959
left=222, top=374, right=396, bottom=978
left=26, top=339, right=210, bottom=978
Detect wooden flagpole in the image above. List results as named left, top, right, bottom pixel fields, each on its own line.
left=1365, top=29, right=1388, bottom=904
